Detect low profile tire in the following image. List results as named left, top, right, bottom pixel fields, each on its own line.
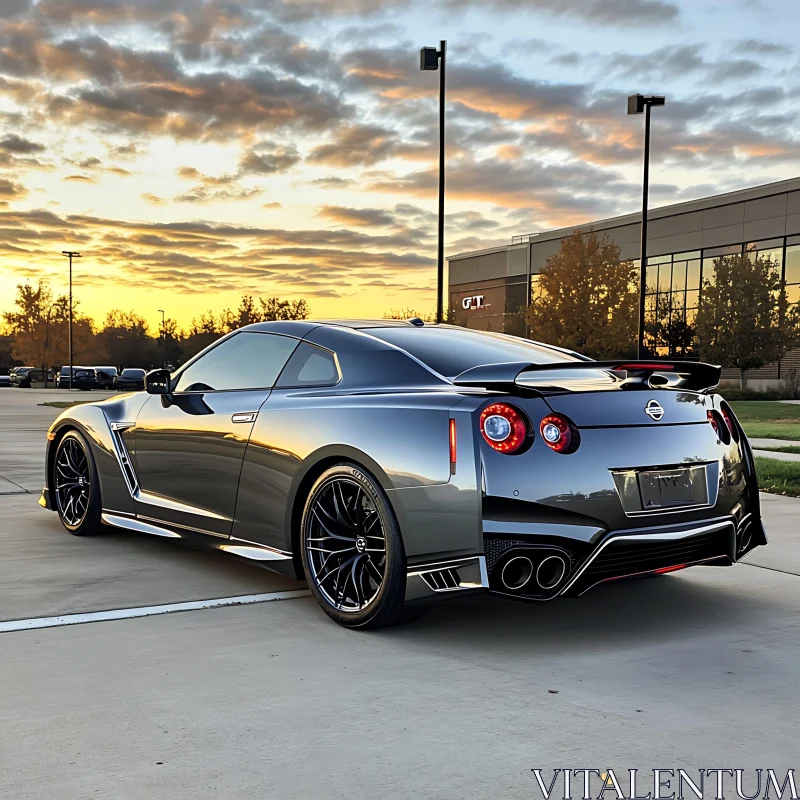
left=53, top=430, right=103, bottom=536
left=300, top=463, right=426, bottom=629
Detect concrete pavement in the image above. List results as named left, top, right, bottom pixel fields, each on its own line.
left=752, top=448, right=800, bottom=461
left=2, top=389, right=799, bottom=799
left=0, top=388, right=115, bottom=493
left=1, top=557, right=798, bottom=799
left=0, top=493, right=305, bottom=622
left=749, top=436, right=800, bottom=448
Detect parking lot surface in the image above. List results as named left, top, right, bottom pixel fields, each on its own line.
left=1, top=389, right=798, bottom=799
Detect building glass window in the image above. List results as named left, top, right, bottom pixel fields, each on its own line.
left=643, top=251, right=703, bottom=357
left=785, top=243, right=800, bottom=313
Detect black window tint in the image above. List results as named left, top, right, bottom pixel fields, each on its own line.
left=175, top=332, right=299, bottom=392
left=276, top=342, right=338, bottom=388
left=363, top=327, right=581, bottom=377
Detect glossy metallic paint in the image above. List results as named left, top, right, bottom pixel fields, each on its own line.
left=40, top=321, right=766, bottom=608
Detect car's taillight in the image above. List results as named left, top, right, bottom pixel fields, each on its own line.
left=540, top=413, right=578, bottom=453
left=720, top=404, right=739, bottom=442
left=480, top=403, right=528, bottom=453
left=707, top=410, right=730, bottom=443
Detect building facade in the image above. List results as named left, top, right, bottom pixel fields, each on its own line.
left=448, top=177, right=800, bottom=387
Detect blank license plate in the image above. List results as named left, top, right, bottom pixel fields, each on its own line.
left=638, top=468, right=697, bottom=510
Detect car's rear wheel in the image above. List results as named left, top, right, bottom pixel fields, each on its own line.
left=53, top=430, right=103, bottom=536
left=300, top=464, right=426, bottom=629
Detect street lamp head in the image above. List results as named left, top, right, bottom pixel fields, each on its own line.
left=419, top=46, right=440, bottom=70
left=627, top=93, right=666, bottom=114
left=627, top=94, right=645, bottom=114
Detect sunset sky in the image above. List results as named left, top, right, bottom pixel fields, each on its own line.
left=2, top=0, right=800, bottom=330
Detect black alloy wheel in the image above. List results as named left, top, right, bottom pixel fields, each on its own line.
left=300, top=464, right=426, bottom=629
left=53, top=430, right=103, bottom=535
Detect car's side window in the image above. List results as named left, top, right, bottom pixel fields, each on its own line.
left=275, top=342, right=339, bottom=388
left=174, top=332, right=300, bottom=393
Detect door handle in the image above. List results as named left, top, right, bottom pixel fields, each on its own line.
left=231, top=412, right=257, bottom=424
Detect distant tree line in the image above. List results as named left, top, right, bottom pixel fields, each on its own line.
left=0, top=282, right=309, bottom=373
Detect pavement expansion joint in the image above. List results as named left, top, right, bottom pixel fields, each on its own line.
left=0, top=589, right=313, bottom=634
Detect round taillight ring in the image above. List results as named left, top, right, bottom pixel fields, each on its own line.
left=480, top=403, right=529, bottom=454
left=540, top=414, right=578, bottom=453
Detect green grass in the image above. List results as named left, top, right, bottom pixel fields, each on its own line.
left=755, top=456, right=800, bottom=497
left=726, top=401, right=800, bottom=441
left=737, top=422, right=800, bottom=441
left=40, top=400, right=92, bottom=409
left=728, top=401, right=800, bottom=422
left=754, top=444, right=800, bottom=455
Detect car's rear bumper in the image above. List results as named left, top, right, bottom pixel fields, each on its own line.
left=482, top=513, right=766, bottom=601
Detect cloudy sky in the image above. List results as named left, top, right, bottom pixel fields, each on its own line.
left=1, top=0, right=799, bottom=329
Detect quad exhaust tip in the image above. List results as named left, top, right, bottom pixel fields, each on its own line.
left=500, top=556, right=534, bottom=590
left=499, top=552, right=569, bottom=592
left=536, top=554, right=567, bottom=590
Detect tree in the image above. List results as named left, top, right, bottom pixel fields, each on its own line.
left=159, top=316, right=183, bottom=368
left=2, top=280, right=101, bottom=373
left=696, top=251, right=799, bottom=387
left=220, top=295, right=260, bottom=333
left=184, top=310, right=224, bottom=360
left=98, top=310, right=160, bottom=369
left=525, top=229, right=638, bottom=359
left=0, top=332, right=18, bottom=370
left=259, top=296, right=309, bottom=321
left=383, top=307, right=460, bottom=324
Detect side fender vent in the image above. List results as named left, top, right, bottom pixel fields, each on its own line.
left=421, top=568, right=461, bottom=591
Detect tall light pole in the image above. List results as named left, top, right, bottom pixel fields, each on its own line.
left=420, top=40, right=447, bottom=324
left=158, top=309, right=166, bottom=369
left=628, top=93, right=665, bottom=358
left=61, top=251, right=81, bottom=390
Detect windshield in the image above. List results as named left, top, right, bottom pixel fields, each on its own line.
left=363, top=326, right=583, bottom=378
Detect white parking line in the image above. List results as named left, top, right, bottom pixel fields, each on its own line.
left=0, top=589, right=312, bottom=633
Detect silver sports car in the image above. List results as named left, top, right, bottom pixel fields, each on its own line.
left=40, top=320, right=766, bottom=628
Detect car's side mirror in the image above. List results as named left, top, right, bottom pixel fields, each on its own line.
left=145, top=368, right=172, bottom=395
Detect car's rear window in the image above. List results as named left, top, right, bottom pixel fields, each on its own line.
left=363, top=327, right=582, bottom=378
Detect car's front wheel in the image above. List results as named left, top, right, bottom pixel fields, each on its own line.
left=300, top=464, right=425, bottom=629
left=53, top=430, right=103, bottom=536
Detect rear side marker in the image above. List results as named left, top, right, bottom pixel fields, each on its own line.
left=449, top=418, right=457, bottom=475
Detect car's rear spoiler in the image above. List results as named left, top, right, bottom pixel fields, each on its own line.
left=452, top=359, right=721, bottom=394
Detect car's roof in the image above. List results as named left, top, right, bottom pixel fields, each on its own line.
left=243, top=319, right=455, bottom=334
left=309, top=319, right=428, bottom=329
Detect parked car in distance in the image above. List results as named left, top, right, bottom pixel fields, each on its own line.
left=0, top=373, right=10, bottom=388
left=25, top=369, right=57, bottom=389
left=56, top=366, right=99, bottom=390
left=114, top=368, right=146, bottom=391
left=10, top=366, right=36, bottom=387
left=94, top=366, right=118, bottom=389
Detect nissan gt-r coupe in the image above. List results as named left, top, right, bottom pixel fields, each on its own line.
left=40, top=320, right=766, bottom=628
